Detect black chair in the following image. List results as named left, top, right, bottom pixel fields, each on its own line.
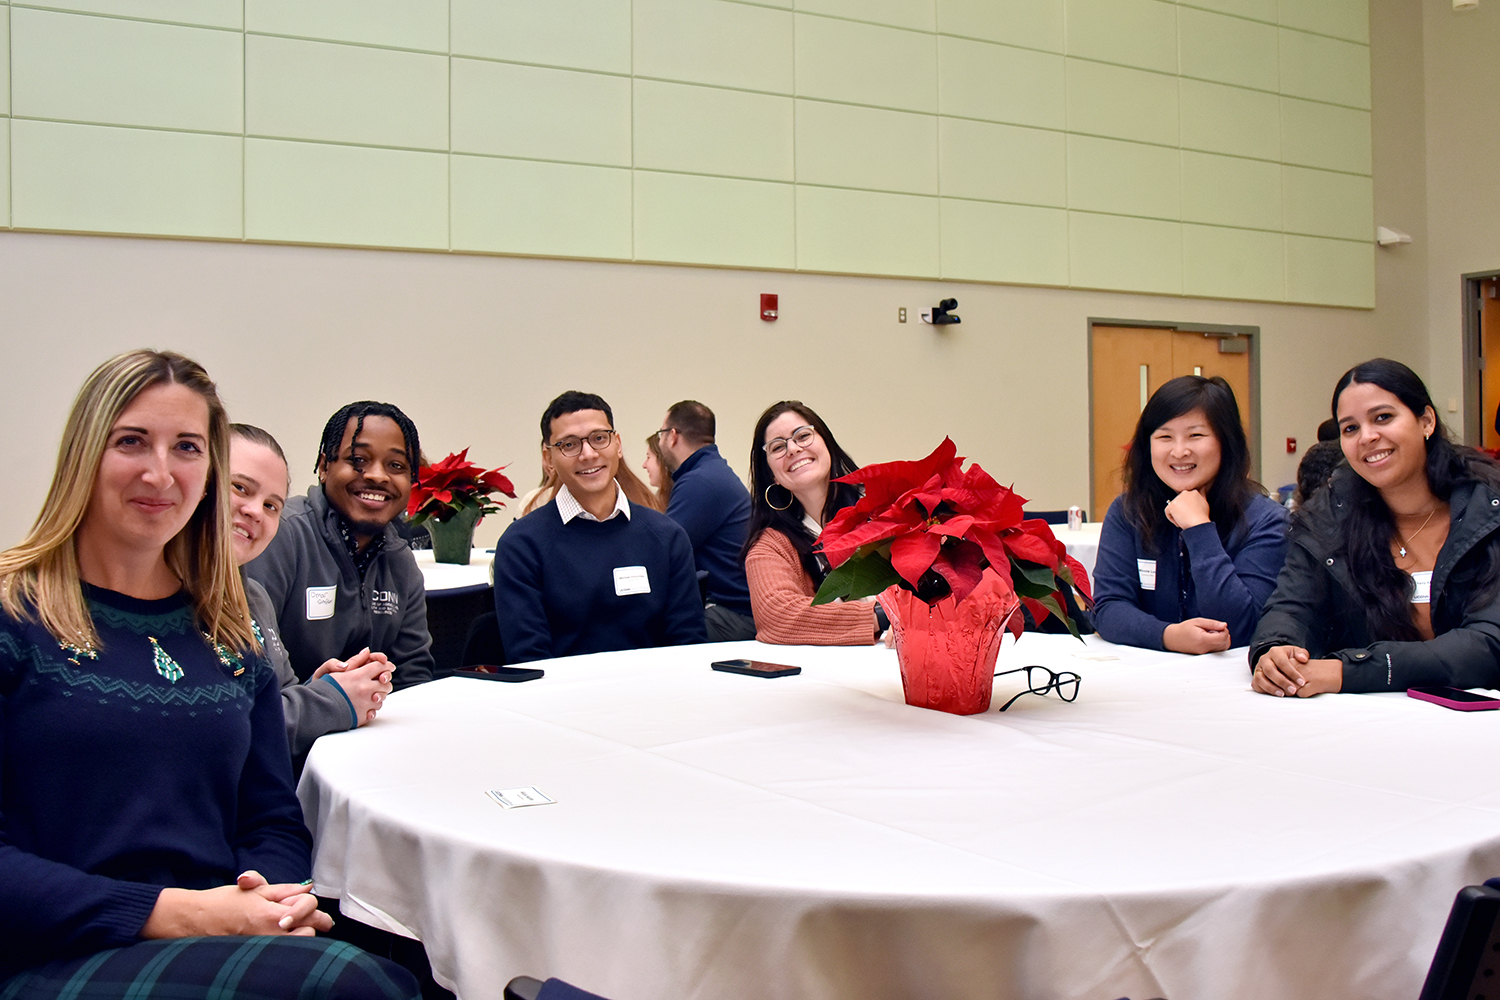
left=1419, top=882, right=1500, bottom=999
left=460, top=611, right=506, bottom=668
left=505, top=976, right=614, bottom=1000
left=1023, top=508, right=1086, bottom=525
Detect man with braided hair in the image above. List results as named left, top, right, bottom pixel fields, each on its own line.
left=246, top=401, right=434, bottom=702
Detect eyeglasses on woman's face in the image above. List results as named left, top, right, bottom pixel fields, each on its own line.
left=547, top=429, right=617, bottom=458
left=762, top=425, right=817, bottom=459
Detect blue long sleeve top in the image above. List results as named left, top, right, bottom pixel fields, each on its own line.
left=1092, top=492, right=1290, bottom=650
left=664, top=444, right=754, bottom=619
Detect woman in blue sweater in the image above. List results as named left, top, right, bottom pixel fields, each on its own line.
left=0, top=351, right=415, bottom=998
left=1093, top=375, right=1289, bottom=653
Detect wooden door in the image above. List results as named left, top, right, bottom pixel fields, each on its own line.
left=1481, top=279, right=1500, bottom=450
left=1090, top=325, right=1254, bottom=520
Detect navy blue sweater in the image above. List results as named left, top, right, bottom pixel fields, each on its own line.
left=664, top=445, right=753, bottom=618
left=493, top=502, right=707, bottom=663
left=1092, top=493, right=1290, bottom=650
left=0, top=586, right=310, bottom=978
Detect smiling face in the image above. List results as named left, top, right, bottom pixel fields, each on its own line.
left=318, top=414, right=413, bottom=539
left=643, top=445, right=663, bottom=490
left=1336, top=380, right=1435, bottom=495
left=763, top=410, right=829, bottom=496
left=1149, top=407, right=1222, bottom=494
left=548, top=408, right=620, bottom=505
left=83, top=382, right=211, bottom=556
left=230, top=436, right=289, bottom=566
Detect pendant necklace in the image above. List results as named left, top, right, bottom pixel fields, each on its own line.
left=1395, top=506, right=1438, bottom=559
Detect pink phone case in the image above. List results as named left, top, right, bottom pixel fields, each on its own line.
left=1408, top=687, right=1500, bottom=711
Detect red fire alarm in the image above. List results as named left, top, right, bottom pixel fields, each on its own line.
left=1286, top=437, right=1297, bottom=454
left=761, top=293, right=778, bottom=321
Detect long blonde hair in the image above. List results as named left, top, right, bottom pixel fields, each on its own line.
left=0, top=350, right=255, bottom=652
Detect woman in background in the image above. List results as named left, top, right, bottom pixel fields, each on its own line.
left=0, top=350, right=415, bottom=999
left=644, top=429, right=674, bottom=508
left=1092, top=375, right=1289, bottom=653
left=1251, top=359, right=1500, bottom=696
left=743, top=400, right=883, bottom=645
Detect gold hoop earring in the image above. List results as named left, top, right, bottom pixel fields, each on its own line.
left=765, top=484, right=793, bottom=511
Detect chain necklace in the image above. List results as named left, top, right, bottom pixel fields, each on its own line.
left=1395, top=506, right=1439, bottom=559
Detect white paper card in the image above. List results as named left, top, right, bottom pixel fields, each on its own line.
left=1137, top=560, right=1157, bottom=591
left=1410, top=571, right=1433, bottom=605
left=614, top=565, right=651, bottom=596
left=305, top=586, right=337, bottom=621
left=488, top=786, right=556, bottom=809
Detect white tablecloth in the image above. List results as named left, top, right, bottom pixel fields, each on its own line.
left=413, top=547, right=492, bottom=593
left=300, top=636, right=1500, bottom=1000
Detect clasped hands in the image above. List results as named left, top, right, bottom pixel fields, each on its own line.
left=311, top=647, right=393, bottom=724
left=1252, top=645, right=1343, bottom=697
left=142, top=871, right=332, bottom=939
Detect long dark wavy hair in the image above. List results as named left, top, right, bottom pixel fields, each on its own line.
left=1324, top=358, right=1500, bottom=641
left=1121, top=375, right=1260, bottom=555
left=742, top=401, right=861, bottom=586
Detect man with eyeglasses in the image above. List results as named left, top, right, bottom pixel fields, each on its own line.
left=493, top=391, right=706, bottom=663
left=656, top=400, right=756, bottom=642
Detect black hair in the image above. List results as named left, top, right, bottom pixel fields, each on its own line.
left=741, top=400, right=861, bottom=585
left=1120, top=375, right=1259, bottom=554
left=1293, top=440, right=1343, bottom=508
left=316, top=402, right=421, bottom=482
left=1317, top=418, right=1340, bottom=442
left=230, top=422, right=288, bottom=468
left=1327, top=358, right=1500, bottom=640
left=664, top=400, right=715, bottom=446
left=540, top=391, right=612, bottom=442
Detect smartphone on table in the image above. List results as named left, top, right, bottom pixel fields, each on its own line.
left=711, top=659, right=801, bottom=679
left=455, top=664, right=545, bottom=683
left=1408, top=687, right=1500, bottom=711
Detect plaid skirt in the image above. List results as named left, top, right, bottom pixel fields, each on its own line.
left=0, top=936, right=420, bottom=1000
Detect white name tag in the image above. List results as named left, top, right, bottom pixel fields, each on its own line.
left=1411, top=570, right=1433, bottom=605
left=613, top=565, right=651, bottom=596
left=305, top=585, right=337, bottom=621
left=1137, top=559, right=1157, bottom=591
left=488, top=786, right=556, bottom=809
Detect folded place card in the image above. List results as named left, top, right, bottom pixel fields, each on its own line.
left=488, top=786, right=556, bottom=809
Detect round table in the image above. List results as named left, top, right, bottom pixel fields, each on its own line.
left=300, top=636, right=1500, bottom=1000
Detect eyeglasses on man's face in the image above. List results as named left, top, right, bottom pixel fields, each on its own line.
left=547, top=429, right=617, bottom=458
left=763, top=425, right=817, bottom=459
left=993, top=665, right=1081, bottom=712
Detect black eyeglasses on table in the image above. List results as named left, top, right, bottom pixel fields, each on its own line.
left=993, top=665, right=1081, bottom=712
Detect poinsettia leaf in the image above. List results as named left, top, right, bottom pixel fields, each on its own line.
left=1034, top=592, right=1081, bottom=638
left=830, top=438, right=960, bottom=506
left=811, top=551, right=903, bottom=605
left=1061, top=554, right=1093, bottom=603
left=1003, top=529, right=1059, bottom=569
left=890, top=532, right=943, bottom=587
left=931, top=543, right=985, bottom=603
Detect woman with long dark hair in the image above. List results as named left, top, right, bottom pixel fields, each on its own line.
left=742, top=401, right=883, bottom=645
left=1250, top=359, right=1500, bottom=696
left=1093, top=375, right=1290, bottom=653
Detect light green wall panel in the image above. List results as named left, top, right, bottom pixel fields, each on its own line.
left=634, top=81, right=793, bottom=181
left=246, top=36, right=447, bottom=151
left=246, top=0, right=448, bottom=53
left=11, top=119, right=240, bottom=237
left=938, top=117, right=1066, bottom=207
left=11, top=9, right=241, bottom=132
left=1278, top=29, right=1370, bottom=110
left=796, top=186, right=939, bottom=276
left=1278, top=0, right=1368, bottom=44
left=635, top=0, right=793, bottom=94
left=1182, top=224, right=1285, bottom=301
left=1067, top=135, right=1179, bottom=219
left=24, top=0, right=241, bottom=29
left=1066, top=60, right=1177, bottom=146
left=452, top=60, right=630, bottom=167
left=1285, top=235, right=1374, bottom=308
left=939, top=200, right=1068, bottom=284
left=938, top=36, right=1064, bottom=129
left=1282, top=166, right=1373, bottom=241
left=1180, top=78, right=1280, bottom=160
left=0, top=9, right=9, bottom=115
left=799, top=0, right=935, bottom=32
left=1181, top=0, right=1277, bottom=22
left=1069, top=213, right=1182, bottom=295
left=795, top=101, right=937, bottom=195
left=936, top=0, right=1062, bottom=52
left=244, top=139, right=447, bottom=249
left=635, top=172, right=795, bottom=269
left=452, top=0, right=630, bottom=74
left=1280, top=97, right=1371, bottom=173
left=796, top=14, right=937, bottom=113
left=1177, top=7, right=1278, bottom=91
left=451, top=156, right=631, bottom=259
left=1181, top=151, right=1281, bottom=230
left=1065, top=0, right=1177, bottom=74
left=0, top=119, right=9, bottom=228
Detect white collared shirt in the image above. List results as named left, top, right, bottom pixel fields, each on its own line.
left=556, top=481, right=631, bottom=525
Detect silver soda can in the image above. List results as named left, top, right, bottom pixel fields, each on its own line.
left=1067, top=506, right=1083, bottom=530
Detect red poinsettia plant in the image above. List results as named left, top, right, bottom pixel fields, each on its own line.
left=406, top=449, right=517, bottom=526
left=811, top=438, right=1093, bottom=636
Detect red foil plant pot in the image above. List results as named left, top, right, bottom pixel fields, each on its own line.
left=813, top=438, right=1091, bottom=715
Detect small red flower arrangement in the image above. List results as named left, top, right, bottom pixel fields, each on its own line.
left=811, top=438, right=1092, bottom=636
left=406, top=449, right=517, bottom=526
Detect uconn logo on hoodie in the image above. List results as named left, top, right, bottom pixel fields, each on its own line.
left=370, top=589, right=400, bottom=616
